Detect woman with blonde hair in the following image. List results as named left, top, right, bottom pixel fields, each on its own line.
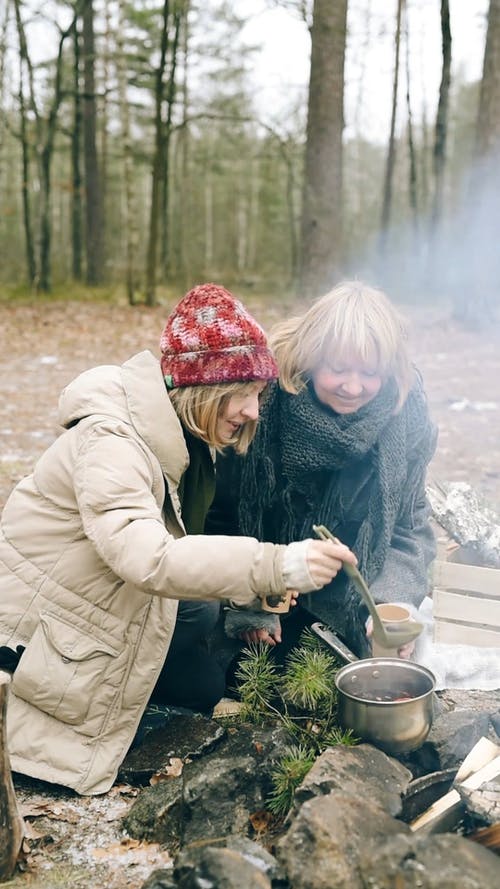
left=0, top=283, right=354, bottom=794
left=208, top=281, right=437, bottom=658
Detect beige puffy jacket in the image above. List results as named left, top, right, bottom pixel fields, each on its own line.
left=0, top=351, right=286, bottom=794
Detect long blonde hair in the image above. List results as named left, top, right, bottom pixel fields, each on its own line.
left=271, top=281, right=413, bottom=411
left=169, top=380, right=263, bottom=454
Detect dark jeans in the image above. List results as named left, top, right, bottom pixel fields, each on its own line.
left=150, top=599, right=225, bottom=713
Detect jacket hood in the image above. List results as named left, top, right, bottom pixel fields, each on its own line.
left=57, top=350, right=189, bottom=487
left=58, top=363, right=130, bottom=429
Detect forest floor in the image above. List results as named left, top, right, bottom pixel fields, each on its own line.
left=1, top=295, right=500, bottom=888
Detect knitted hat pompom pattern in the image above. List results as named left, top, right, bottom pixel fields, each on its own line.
left=160, top=283, right=279, bottom=387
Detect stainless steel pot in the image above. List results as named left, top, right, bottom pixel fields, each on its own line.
left=311, top=622, right=436, bottom=755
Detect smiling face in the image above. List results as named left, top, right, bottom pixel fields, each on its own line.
left=216, top=381, right=268, bottom=442
left=312, top=351, right=383, bottom=414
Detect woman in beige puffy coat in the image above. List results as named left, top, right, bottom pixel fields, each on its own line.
left=0, top=284, right=354, bottom=794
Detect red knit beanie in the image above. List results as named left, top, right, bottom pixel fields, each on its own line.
left=160, top=283, right=279, bottom=387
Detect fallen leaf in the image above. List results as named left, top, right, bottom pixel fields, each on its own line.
left=249, top=809, right=273, bottom=832
left=150, top=757, right=184, bottom=784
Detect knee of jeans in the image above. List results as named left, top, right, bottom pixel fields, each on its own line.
left=198, top=600, right=222, bottom=635
left=177, top=599, right=221, bottom=635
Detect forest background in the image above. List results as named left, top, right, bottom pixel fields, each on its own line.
left=0, top=0, right=499, bottom=312
left=1, top=0, right=500, bottom=511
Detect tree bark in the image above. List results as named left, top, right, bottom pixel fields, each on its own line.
left=379, top=0, right=404, bottom=251
left=476, top=0, right=500, bottom=158
left=160, top=6, right=183, bottom=279
left=300, top=0, right=347, bottom=298
left=453, top=0, right=500, bottom=325
left=145, top=0, right=170, bottom=306
left=430, top=0, right=451, bottom=232
left=17, top=59, right=37, bottom=286
left=405, top=8, right=418, bottom=235
left=0, top=674, right=24, bottom=882
left=116, top=0, right=139, bottom=304
left=72, top=20, right=83, bottom=281
left=82, top=0, right=104, bottom=286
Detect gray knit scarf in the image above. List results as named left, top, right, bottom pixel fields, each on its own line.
left=238, top=373, right=436, bottom=636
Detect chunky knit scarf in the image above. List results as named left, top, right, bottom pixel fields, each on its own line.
left=238, top=373, right=436, bottom=639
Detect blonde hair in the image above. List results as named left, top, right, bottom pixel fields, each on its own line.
left=271, top=280, right=413, bottom=411
left=169, top=380, right=263, bottom=454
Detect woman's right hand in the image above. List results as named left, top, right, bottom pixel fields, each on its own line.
left=307, top=539, right=357, bottom=589
left=283, top=538, right=357, bottom=593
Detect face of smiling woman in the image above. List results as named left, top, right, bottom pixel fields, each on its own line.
left=216, top=381, right=267, bottom=442
left=312, top=352, right=383, bottom=415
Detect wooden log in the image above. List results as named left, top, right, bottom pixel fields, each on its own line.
left=0, top=671, right=24, bottom=882
left=427, top=480, right=500, bottom=568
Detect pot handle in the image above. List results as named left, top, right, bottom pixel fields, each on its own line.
left=310, top=622, right=359, bottom=664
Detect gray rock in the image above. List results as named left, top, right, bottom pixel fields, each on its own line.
left=173, top=845, right=272, bottom=888
left=119, top=713, right=225, bottom=784
left=402, top=708, right=492, bottom=775
left=123, top=721, right=289, bottom=847
left=362, top=831, right=500, bottom=888
left=122, top=777, right=184, bottom=848
left=139, top=868, right=176, bottom=889
left=275, top=790, right=409, bottom=889
left=294, top=743, right=412, bottom=817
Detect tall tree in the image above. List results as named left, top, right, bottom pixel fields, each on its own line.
left=379, top=0, right=404, bottom=250
left=404, top=6, right=418, bottom=235
left=82, top=0, right=104, bottom=285
left=476, top=0, right=500, bottom=158
left=116, top=0, right=139, bottom=304
left=431, top=0, right=452, bottom=233
left=145, top=0, right=170, bottom=306
left=453, top=0, right=500, bottom=324
left=300, top=0, right=347, bottom=298
left=71, top=18, right=83, bottom=280
left=14, top=0, right=86, bottom=292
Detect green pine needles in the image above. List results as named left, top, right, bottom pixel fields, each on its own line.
left=234, top=628, right=358, bottom=818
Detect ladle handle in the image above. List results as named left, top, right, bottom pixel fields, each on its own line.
left=312, top=524, right=388, bottom=640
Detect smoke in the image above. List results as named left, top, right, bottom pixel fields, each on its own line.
left=346, top=150, right=500, bottom=326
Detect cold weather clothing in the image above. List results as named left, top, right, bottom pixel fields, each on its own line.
left=160, top=283, right=278, bottom=387
left=0, top=350, right=287, bottom=794
left=207, top=373, right=437, bottom=656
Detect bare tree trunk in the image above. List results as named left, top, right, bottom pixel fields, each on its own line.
left=177, top=13, right=191, bottom=288
left=431, top=0, right=451, bottom=232
left=82, top=0, right=104, bottom=286
left=476, top=0, right=500, bottom=158
left=379, top=0, right=404, bottom=252
left=160, top=6, right=182, bottom=279
left=300, top=0, right=347, bottom=298
left=72, top=20, right=83, bottom=280
left=404, top=8, right=418, bottom=236
left=117, top=0, right=139, bottom=304
left=0, top=674, right=24, bottom=882
left=454, top=0, right=500, bottom=325
left=100, top=0, right=112, bottom=272
left=0, top=0, right=9, bottom=225
left=17, top=56, right=37, bottom=285
left=14, top=0, right=84, bottom=292
left=145, top=0, right=170, bottom=306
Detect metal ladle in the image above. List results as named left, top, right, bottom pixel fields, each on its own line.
left=312, top=524, right=424, bottom=650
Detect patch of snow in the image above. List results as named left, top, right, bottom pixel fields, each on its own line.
left=449, top=399, right=498, bottom=412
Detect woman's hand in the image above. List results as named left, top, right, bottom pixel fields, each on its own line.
left=306, top=539, right=357, bottom=589
left=365, top=616, right=416, bottom=660
left=240, top=619, right=282, bottom=646
left=239, top=591, right=298, bottom=646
